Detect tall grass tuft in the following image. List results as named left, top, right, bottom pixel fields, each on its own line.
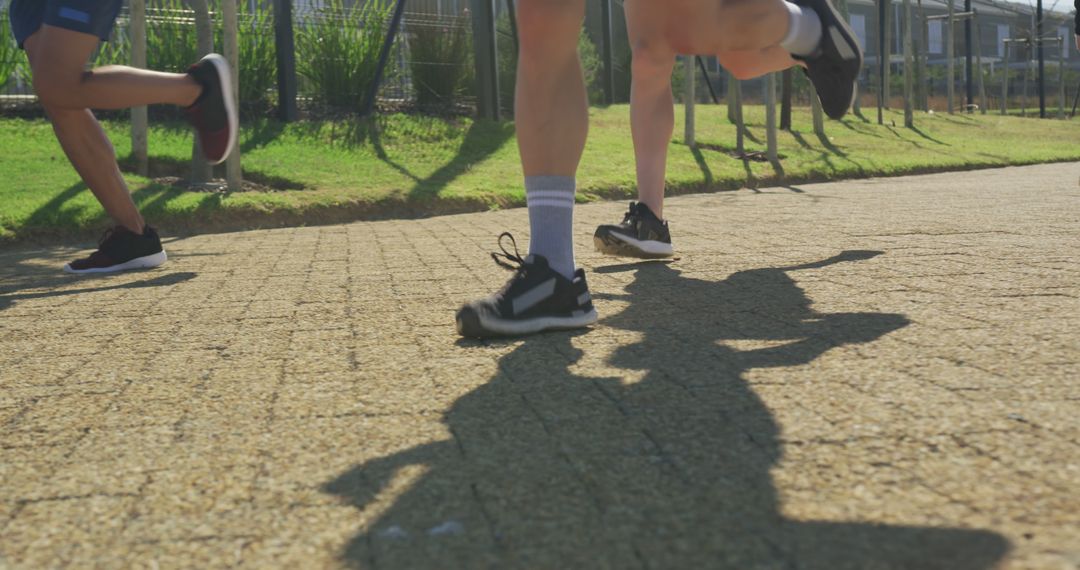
left=408, top=18, right=472, bottom=108
left=147, top=0, right=200, bottom=73
left=297, top=0, right=395, bottom=113
left=235, top=2, right=277, bottom=108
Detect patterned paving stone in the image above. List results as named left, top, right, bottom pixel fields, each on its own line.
left=0, top=163, right=1077, bottom=569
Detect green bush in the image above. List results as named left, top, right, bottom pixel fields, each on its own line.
left=297, top=0, right=395, bottom=113
left=235, top=4, right=277, bottom=108
left=146, top=0, right=201, bottom=73
left=0, top=8, right=24, bottom=92
left=408, top=18, right=472, bottom=107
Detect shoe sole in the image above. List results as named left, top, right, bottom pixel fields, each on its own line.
left=64, top=251, right=168, bottom=275
left=456, top=307, right=598, bottom=338
left=594, top=233, right=674, bottom=259
left=200, top=54, right=239, bottom=166
left=803, top=0, right=863, bottom=119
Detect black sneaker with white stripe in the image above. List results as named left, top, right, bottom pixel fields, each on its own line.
left=456, top=233, right=598, bottom=338
left=64, top=225, right=167, bottom=275
left=594, top=202, right=673, bottom=259
left=791, top=0, right=863, bottom=120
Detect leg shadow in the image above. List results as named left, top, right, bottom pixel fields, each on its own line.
left=323, top=254, right=1008, bottom=569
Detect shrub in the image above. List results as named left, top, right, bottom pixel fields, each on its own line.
left=235, top=3, right=277, bottom=108
left=0, top=8, right=24, bottom=92
left=408, top=17, right=472, bottom=107
left=296, top=0, right=395, bottom=113
left=147, top=0, right=201, bottom=73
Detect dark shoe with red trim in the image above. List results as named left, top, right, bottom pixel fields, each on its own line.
left=64, top=226, right=167, bottom=275
left=184, top=53, right=238, bottom=165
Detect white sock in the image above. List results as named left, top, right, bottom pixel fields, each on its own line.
left=780, top=2, right=823, bottom=57
left=525, top=176, right=576, bottom=279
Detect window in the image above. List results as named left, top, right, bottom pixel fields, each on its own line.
left=850, top=14, right=867, bottom=52
left=929, top=20, right=943, bottom=54
left=997, top=24, right=1010, bottom=58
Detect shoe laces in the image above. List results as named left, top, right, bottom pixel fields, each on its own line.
left=622, top=202, right=640, bottom=225
left=490, top=232, right=526, bottom=272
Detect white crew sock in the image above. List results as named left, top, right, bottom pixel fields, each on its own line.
left=525, top=176, right=576, bottom=279
left=780, top=2, right=823, bottom=57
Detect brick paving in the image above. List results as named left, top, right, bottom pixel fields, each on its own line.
left=0, top=163, right=1077, bottom=569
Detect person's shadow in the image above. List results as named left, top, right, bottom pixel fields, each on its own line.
left=324, top=252, right=1009, bottom=569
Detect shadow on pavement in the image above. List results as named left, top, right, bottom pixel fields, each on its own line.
left=0, top=271, right=196, bottom=312
left=324, top=252, right=1009, bottom=569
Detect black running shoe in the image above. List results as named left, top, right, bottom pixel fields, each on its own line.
left=185, top=54, right=238, bottom=165
left=791, top=0, right=863, bottom=120
left=456, top=233, right=598, bottom=338
left=594, top=202, right=673, bottom=259
left=64, top=226, right=167, bottom=275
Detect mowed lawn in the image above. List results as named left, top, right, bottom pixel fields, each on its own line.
left=2, top=105, right=1079, bottom=241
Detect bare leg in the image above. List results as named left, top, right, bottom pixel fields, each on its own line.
left=515, top=0, right=588, bottom=177
left=29, top=25, right=200, bottom=111
left=658, top=0, right=792, bottom=55
left=626, top=36, right=673, bottom=218
left=718, top=46, right=801, bottom=80
left=23, top=29, right=166, bottom=233
left=46, top=106, right=145, bottom=233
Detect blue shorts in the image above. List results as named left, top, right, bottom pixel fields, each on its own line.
left=8, top=0, right=124, bottom=48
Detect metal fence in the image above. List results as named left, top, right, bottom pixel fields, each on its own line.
left=0, top=0, right=1076, bottom=119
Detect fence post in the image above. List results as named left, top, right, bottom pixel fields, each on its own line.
left=362, top=0, right=407, bottom=117
left=273, top=0, right=298, bottom=122
left=734, top=78, right=744, bottom=155
left=189, top=0, right=213, bottom=184
left=727, top=70, right=738, bottom=123
left=1001, top=42, right=1009, bottom=114
left=946, top=0, right=955, bottom=113
left=600, top=0, right=614, bottom=105
left=765, top=73, right=778, bottom=168
left=975, top=14, right=986, bottom=114
left=697, top=57, right=719, bottom=103
left=130, top=0, right=149, bottom=177
left=470, top=0, right=500, bottom=120
left=222, top=0, right=241, bottom=191
left=684, top=57, right=695, bottom=147
left=780, top=68, right=792, bottom=130
left=884, top=0, right=892, bottom=107
left=903, top=0, right=914, bottom=126
left=1058, top=37, right=1065, bottom=119
left=812, top=86, right=825, bottom=137
left=877, top=0, right=886, bottom=124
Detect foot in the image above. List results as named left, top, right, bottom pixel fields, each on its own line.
left=790, top=0, right=863, bottom=120
left=64, top=226, right=167, bottom=275
left=185, top=54, right=239, bottom=165
left=456, top=233, right=598, bottom=338
left=593, top=202, right=673, bottom=259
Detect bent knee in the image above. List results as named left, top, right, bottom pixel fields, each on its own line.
left=31, top=68, right=87, bottom=108
left=631, top=40, right=675, bottom=78
left=718, top=55, right=763, bottom=80
left=517, top=0, right=584, bottom=59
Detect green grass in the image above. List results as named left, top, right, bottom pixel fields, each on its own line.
left=2, top=105, right=1079, bottom=242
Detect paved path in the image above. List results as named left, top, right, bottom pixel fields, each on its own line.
left=1, top=163, right=1078, bottom=569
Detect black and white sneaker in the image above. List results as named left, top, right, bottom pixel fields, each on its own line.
left=64, top=226, right=167, bottom=275
left=456, top=233, right=598, bottom=338
left=593, top=202, right=673, bottom=259
left=791, top=0, right=863, bottom=120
